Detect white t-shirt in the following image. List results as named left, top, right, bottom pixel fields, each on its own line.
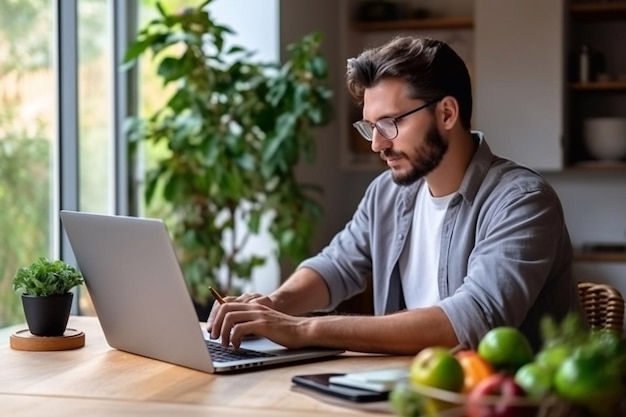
left=399, top=185, right=456, bottom=309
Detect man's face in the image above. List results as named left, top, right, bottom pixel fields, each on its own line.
left=362, top=78, right=448, bottom=186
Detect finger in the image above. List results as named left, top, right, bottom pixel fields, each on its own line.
left=213, top=302, right=262, bottom=343
left=229, top=321, right=261, bottom=350
left=235, top=292, right=263, bottom=303
left=220, top=309, right=264, bottom=348
left=250, top=295, right=273, bottom=308
left=207, top=296, right=248, bottom=336
left=206, top=300, right=221, bottom=336
left=220, top=322, right=231, bottom=348
left=210, top=300, right=243, bottom=339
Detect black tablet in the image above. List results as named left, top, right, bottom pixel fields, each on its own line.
left=292, top=373, right=389, bottom=403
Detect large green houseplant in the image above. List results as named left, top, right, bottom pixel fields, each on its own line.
left=124, top=1, right=332, bottom=306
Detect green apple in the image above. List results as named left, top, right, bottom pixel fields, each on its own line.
left=388, top=382, right=425, bottom=417
left=514, top=361, right=554, bottom=399
left=535, top=343, right=571, bottom=371
left=477, top=327, right=534, bottom=371
left=554, top=348, right=623, bottom=416
left=409, top=347, right=464, bottom=392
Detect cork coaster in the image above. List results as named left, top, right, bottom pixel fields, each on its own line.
left=10, top=328, right=85, bottom=351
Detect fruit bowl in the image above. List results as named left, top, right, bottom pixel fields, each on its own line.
left=389, top=381, right=463, bottom=417
left=391, top=381, right=588, bottom=417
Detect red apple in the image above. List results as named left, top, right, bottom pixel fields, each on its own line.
left=466, top=373, right=535, bottom=417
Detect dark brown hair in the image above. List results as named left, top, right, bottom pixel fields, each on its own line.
left=346, top=37, right=472, bottom=129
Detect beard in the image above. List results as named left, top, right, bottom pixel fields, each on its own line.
left=382, top=120, right=448, bottom=186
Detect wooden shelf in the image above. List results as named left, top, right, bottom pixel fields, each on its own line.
left=568, top=161, right=626, bottom=171
left=352, top=17, right=473, bottom=31
left=574, top=251, right=626, bottom=263
left=570, top=80, right=626, bottom=91
left=570, top=1, right=626, bottom=20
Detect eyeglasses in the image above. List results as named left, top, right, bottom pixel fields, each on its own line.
left=352, top=99, right=440, bottom=141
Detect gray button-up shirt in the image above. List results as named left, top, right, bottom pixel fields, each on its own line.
left=299, top=132, right=580, bottom=350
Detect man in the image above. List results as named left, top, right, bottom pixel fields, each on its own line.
left=207, top=36, right=580, bottom=354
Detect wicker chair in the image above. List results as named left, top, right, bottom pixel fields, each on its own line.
left=577, top=282, right=625, bottom=332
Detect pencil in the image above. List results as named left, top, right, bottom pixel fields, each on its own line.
left=209, top=286, right=225, bottom=304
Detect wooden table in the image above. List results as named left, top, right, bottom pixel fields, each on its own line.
left=0, top=316, right=412, bottom=416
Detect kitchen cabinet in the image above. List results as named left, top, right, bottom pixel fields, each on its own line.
left=566, top=1, right=626, bottom=170
left=574, top=252, right=626, bottom=263
left=574, top=242, right=626, bottom=263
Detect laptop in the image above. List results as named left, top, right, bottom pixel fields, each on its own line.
left=60, top=210, right=343, bottom=373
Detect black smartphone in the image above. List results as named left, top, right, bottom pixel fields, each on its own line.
left=291, top=373, right=389, bottom=403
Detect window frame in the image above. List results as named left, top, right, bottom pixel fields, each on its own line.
left=55, top=0, right=138, bottom=314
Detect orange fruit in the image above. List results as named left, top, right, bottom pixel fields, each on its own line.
left=455, top=350, right=495, bottom=393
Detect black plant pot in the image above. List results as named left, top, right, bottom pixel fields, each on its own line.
left=22, top=293, right=73, bottom=336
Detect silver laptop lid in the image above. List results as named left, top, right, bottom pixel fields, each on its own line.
left=61, top=210, right=344, bottom=373
left=60, top=210, right=215, bottom=373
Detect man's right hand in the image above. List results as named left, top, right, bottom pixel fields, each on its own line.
left=205, top=294, right=315, bottom=350
left=206, top=292, right=275, bottom=335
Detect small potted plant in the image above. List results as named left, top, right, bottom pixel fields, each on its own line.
left=12, top=257, right=85, bottom=337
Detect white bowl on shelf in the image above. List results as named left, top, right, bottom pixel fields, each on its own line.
left=583, top=117, right=626, bottom=161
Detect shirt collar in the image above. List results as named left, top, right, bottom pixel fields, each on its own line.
left=398, top=130, right=495, bottom=206
left=456, top=131, right=495, bottom=205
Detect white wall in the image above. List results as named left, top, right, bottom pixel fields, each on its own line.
left=210, top=0, right=281, bottom=294
left=210, top=0, right=279, bottom=62
left=546, top=171, right=626, bottom=331
left=279, top=0, right=355, bottom=253
left=545, top=172, right=626, bottom=247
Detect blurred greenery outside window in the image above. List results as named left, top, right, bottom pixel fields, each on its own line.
left=0, top=0, right=276, bottom=327
left=76, top=0, right=115, bottom=316
left=0, top=0, right=122, bottom=326
left=0, top=0, right=54, bottom=328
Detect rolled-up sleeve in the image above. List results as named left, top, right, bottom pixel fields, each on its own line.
left=437, top=180, right=572, bottom=349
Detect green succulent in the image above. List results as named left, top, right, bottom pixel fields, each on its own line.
left=12, top=257, right=84, bottom=297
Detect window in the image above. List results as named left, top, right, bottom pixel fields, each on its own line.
left=0, top=0, right=54, bottom=327
left=0, top=0, right=131, bottom=327
left=0, top=0, right=280, bottom=328
left=78, top=0, right=114, bottom=214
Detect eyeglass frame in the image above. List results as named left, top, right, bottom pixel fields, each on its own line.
left=352, top=98, right=442, bottom=141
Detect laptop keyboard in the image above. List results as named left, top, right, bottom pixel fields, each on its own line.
left=205, top=340, right=276, bottom=363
